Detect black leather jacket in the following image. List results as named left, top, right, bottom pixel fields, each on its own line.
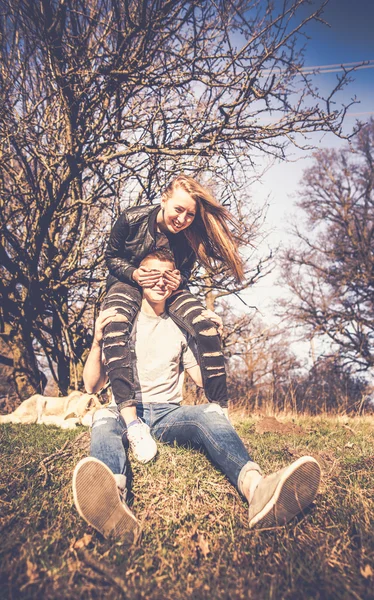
left=105, top=204, right=196, bottom=290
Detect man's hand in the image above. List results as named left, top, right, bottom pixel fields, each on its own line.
left=93, top=308, right=118, bottom=345
left=132, top=267, right=163, bottom=288
left=201, top=309, right=223, bottom=336
left=162, top=269, right=182, bottom=291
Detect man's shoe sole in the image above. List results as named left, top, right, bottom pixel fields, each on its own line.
left=72, top=457, right=138, bottom=541
left=249, top=456, right=321, bottom=529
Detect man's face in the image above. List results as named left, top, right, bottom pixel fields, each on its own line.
left=141, top=258, right=175, bottom=304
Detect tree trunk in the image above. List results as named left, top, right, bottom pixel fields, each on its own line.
left=51, top=309, right=70, bottom=396
left=7, top=325, right=46, bottom=401
left=69, top=348, right=90, bottom=393
left=205, top=276, right=216, bottom=311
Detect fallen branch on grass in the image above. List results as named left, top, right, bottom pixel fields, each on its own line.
left=37, top=432, right=90, bottom=485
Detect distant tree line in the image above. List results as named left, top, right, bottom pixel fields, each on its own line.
left=183, top=304, right=372, bottom=415
left=282, top=120, right=374, bottom=376
left=227, top=354, right=370, bottom=415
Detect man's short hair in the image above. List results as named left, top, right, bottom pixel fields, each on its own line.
left=140, top=248, right=176, bottom=268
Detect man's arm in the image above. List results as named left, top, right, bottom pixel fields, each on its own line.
left=185, top=364, right=203, bottom=387
left=185, top=363, right=230, bottom=421
left=83, top=309, right=117, bottom=393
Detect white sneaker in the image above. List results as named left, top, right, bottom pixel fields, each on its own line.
left=248, top=456, right=321, bottom=529
left=72, top=457, right=139, bottom=542
left=127, top=419, right=157, bottom=463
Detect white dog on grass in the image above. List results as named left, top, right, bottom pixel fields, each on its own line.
left=0, top=391, right=101, bottom=429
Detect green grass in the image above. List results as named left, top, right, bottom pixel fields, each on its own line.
left=0, top=415, right=373, bottom=599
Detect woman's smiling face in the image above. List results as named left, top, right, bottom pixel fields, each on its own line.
left=159, top=186, right=197, bottom=234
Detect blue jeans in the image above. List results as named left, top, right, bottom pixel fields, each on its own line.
left=90, top=403, right=261, bottom=494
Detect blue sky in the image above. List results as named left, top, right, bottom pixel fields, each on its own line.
left=299, top=0, right=374, bottom=66
left=296, top=0, right=374, bottom=122
left=237, top=0, right=374, bottom=357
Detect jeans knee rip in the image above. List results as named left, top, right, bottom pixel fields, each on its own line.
left=104, top=331, right=129, bottom=339
left=203, top=404, right=224, bottom=415
left=109, top=313, right=130, bottom=322
left=92, top=409, right=119, bottom=427
left=181, top=305, right=203, bottom=318
left=104, top=342, right=128, bottom=351
left=106, top=356, right=131, bottom=366
left=199, top=327, right=218, bottom=336
left=192, top=315, right=205, bottom=324
left=173, top=297, right=198, bottom=310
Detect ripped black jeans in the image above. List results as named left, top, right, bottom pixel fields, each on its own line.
left=101, top=281, right=228, bottom=409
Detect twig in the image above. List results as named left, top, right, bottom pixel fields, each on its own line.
left=40, top=431, right=88, bottom=468
left=40, top=440, right=70, bottom=466
left=73, top=431, right=90, bottom=445
left=31, top=431, right=89, bottom=484
left=78, top=549, right=128, bottom=597
left=39, top=462, right=49, bottom=486
left=342, top=424, right=356, bottom=435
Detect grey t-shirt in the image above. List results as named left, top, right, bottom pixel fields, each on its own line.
left=131, top=311, right=198, bottom=404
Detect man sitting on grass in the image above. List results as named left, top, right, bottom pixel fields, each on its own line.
left=72, top=249, right=321, bottom=542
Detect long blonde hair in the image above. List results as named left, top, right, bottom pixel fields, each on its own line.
left=163, top=174, right=244, bottom=282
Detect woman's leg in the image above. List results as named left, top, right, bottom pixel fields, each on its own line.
left=102, top=283, right=158, bottom=463
left=167, top=290, right=228, bottom=406
left=101, top=281, right=142, bottom=410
